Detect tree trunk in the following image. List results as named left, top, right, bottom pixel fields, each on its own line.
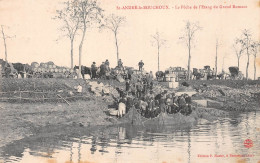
left=254, top=55, right=256, bottom=80
left=70, top=39, right=74, bottom=69
left=115, top=33, right=119, bottom=66
left=1, top=26, right=7, bottom=62
left=187, top=38, right=191, bottom=80
left=78, top=27, right=87, bottom=78
left=157, top=46, right=160, bottom=72
left=215, top=44, right=218, bottom=76
left=3, top=37, right=7, bottom=62
left=246, top=48, right=249, bottom=80
left=237, top=58, right=240, bottom=70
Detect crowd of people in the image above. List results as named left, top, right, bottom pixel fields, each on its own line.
left=90, top=59, right=111, bottom=79
left=115, top=71, right=193, bottom=119
left=90, top=59, right=145, bottom=80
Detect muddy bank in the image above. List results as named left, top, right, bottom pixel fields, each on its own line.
left=0, top=78, right=126, bottom=148
left=0, top=98, right=113, bottom=148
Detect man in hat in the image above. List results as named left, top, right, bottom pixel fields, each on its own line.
left=160, top=90, right=167, bottom=112
left=105, top=59, right=110, bottom=67
left=138, top=60, right=144, bottom=71
left=171, top=93, right=179, bottom=114
left=136, top=79, right=143, bottom=98
left=91, top=62, right=97, bottom=79
left=146, top=90, right=155, bottom=118
left=129, top=83, right=136, bottom=96
left=125, top=79, right=131, bottom=92
left=126, top=92, right=134, bottom=113
left=184, top=93, right=192, bottom=115
left=99, top=62, right=106, bottom=78
left=118, top=59, right=123, bottom=68
left=178, top=94, right=187, bottom=115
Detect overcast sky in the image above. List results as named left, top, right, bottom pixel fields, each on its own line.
left=0, top=0, right=259, bottom=79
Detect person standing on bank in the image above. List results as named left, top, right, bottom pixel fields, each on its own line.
left=91, top=62, right=97, bottom=79
left=105, top=59, right=110, bottom=67
left=138, top=60, right=144, bottom=71
left=118, top=59, right=123, bottom=68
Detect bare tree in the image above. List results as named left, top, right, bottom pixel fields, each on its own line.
left=1, top=25, right=15, bottom=62
left=232, top=39, right=244, bottom=69
left=237, top=29, right=252, bottom=80
left=151, top=31, right=166, bottom=72
left=250, top=41, right=260, bottom=80
left=179, top=21, right=202, bottom=80
left=56, top=0, right=81, bottom=69
left=75, top=0, right=103, bottom=78
left=103, top=14, right=125, bottom=65
left=215, top=39, right=221, bottom=76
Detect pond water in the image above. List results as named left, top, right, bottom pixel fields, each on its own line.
left=1, top=111, right=260, bottom=163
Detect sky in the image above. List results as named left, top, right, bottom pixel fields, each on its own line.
left=0, top=0, right=259, bottom=79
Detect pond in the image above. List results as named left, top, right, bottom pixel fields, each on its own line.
left=0, top=111, right=260, bottom=163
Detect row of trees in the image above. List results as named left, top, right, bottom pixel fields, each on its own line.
left=233, top=29, right=259, bottom=80
left=153, top=23, right=259, bottom=80
left=56, top=0, right=259, bottom=80
left=56, top=0, right=125, bottom=78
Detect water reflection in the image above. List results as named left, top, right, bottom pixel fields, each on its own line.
left=0, top=111, right=260, bottom=163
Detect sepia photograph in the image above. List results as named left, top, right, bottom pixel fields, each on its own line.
left=0, top=0, right=259, bottom=162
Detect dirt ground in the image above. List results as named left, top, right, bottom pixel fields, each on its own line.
left=0, top=78, right=125, bottom=149
left=0, top=99, right=113, bottom=148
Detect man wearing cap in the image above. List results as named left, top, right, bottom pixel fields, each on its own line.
left=136, top=80, right=143, bottom=98
left=91, top=62, right=97, bottom=79
left=179, top=94, right=187, bottom=115
left=138, top=60, right=144, bottom=71
left=118, top=59, right=123, bottom=68
left=171, top=93, right=179, bottom=114
left=125, top=79, right=131, bottom=92
left=184, top=94, right=192, bottom=115
left=126, top=92, right=134, bottom=113
left=100, top=62, right=106, bottom=78
left=146, top=90, right=155, bottom=118
left=105, top=59, right=110, bottom=67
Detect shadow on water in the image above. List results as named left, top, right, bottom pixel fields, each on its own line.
left=1, top=111, right=260, bottom=163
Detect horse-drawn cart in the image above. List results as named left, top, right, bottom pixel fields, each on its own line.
left=228, top=67, right=243, bottom=80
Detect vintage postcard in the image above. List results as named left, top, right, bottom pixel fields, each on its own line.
left=0, top=0, right=259, bottom=162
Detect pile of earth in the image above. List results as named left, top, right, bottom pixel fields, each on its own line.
left=190, top=80, right=260, bottom=111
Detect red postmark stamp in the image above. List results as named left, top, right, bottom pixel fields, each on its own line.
left=244, top=139, right=253, bottom=148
